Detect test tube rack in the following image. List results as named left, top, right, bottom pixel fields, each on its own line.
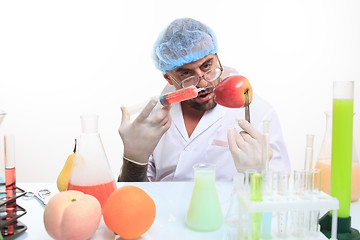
left=237, top=191, right=339, bottom=240
left=0, top=184, right=27, bottom=240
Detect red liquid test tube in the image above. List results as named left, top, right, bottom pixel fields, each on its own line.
left=4, top=135, right=16, bottom=236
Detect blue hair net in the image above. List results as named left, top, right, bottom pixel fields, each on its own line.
left=153, top=18, right=218, bottom=74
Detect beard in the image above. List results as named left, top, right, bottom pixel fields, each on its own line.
left=186, top=95, right=217, bottom=112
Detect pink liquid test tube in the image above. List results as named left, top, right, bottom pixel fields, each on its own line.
left=4, top=135, right=16, bottom=236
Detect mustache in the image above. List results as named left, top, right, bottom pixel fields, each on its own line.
left=198, top=86, right=214, bottom=94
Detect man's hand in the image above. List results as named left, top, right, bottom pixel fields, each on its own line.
left=227, top=119, right=273, bottom=172
left=119, top=98, right=172, bottom=164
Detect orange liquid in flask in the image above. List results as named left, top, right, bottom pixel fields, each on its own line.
left=315, top=161, right=360, bottom=202
left=68, top=180, right=116, bottom=208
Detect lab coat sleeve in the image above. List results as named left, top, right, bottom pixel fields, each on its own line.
left=147, top=154, right=156, bottom=182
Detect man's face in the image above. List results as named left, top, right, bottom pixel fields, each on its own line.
left=164, top=54, right=222, bottom=112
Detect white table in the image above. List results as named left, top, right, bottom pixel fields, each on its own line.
left=11, top=182, right=360, bottom=240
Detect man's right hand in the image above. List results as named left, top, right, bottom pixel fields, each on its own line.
left=119, top=98, right=172, bottom=165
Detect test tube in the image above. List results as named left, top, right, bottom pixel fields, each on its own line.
left=261, top=121, right=272, bottom=239
left=309, top=169, right=322, bottom=234
left=245, top=169, right=257, bottom=195
left=292, top=170, right=309, bottom=237
left=262, top=120, right=271, bottom=171
left=250, top=173, right=263, bottom=240
left=310, top=169, right=322, bottom=195
left=4, top=135, right=16, bottom=236
left=224, top=172, right=244, bottom=240
left=275, top=172, right=290, bottom=238
left=261, top=170, right=273, bottom=239
left=304, top=134, right=315, bottom=170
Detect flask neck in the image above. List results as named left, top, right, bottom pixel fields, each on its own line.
left=193, top=163, right=216, bottom=187
left=81, top=114, right=99, bottom=134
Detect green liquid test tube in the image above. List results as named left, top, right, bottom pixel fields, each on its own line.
left=331, top=98, right=353, bottom=218
left=250, top=173, right=263, bottom=240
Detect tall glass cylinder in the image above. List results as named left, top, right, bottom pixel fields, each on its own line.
left=186, top=163, right=223, bottom=231
left=331, top=81, right=354, bottom=218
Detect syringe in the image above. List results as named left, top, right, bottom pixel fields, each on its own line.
left=126, top=86, right=206, bottom=116
left=159, top=86, right=204, bottom=106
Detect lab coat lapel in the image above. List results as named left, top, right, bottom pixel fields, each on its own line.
left=170, top=103, right=189, bottom=142
left=170, top=103, right=225, bottom=142
left=190, top=105, right=225, bottom=140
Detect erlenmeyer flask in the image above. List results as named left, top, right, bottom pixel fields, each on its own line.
left=68, top=114, right=117, bottom=208
left=186, top=163, right=223, bottom=231
left=315, top=111, right=360, bottom=202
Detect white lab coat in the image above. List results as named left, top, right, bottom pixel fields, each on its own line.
left=147, top=92, right=291, bottom=182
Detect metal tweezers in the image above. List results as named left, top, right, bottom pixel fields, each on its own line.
left=245, top=90, right=250, bottom=122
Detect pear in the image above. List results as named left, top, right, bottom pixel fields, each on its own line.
left=57, top=139, right=77, bottom=192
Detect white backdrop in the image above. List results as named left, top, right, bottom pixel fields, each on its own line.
left=0, top=0, right=359, bottom=182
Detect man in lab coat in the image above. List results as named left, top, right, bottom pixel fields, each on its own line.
left=118, top=18, right=290, bottom=182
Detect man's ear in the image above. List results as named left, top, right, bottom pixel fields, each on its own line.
left=163, top=74, right=174, bottom=85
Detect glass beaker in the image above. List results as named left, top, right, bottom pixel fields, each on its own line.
left=315, top=111, right=360, bottom=202
left=186, top=163, right=223, bottom=231
left=67, top=114, right=116, bottom=208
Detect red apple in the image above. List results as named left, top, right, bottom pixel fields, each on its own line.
left=214, top=75, right=253, bottom=108
left=43, top=190, right=102, bottom=240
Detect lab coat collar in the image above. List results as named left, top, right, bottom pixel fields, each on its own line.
left=171, top=103, right=226, bottom=141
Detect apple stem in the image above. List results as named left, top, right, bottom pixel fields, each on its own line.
left=244, top=89, right=250, bottom=107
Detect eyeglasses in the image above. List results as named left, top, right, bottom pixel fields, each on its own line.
left=167, top=54, right=223, bottom=88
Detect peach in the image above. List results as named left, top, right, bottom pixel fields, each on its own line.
left=43, top=190, right=102, bottom=240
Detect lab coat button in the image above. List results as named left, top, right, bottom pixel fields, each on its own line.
left=184, top=146, right=191, bottom=151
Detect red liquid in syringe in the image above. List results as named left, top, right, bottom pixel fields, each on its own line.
left=159, top=86, right=201, bottom=106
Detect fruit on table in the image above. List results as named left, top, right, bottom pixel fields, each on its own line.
left=43, top=190, right=101, bottom=240
left=103, top=185, right=156, bottom=240
left=214, top=75, right=253, bottom=108
left=57, top=139, right=77, bottom=192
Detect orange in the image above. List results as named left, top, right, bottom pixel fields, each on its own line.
left=103, top=185, right=156, bottom=239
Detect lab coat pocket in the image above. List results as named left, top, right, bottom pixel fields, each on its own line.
left=205, top=124, right=230, bottom=161
left=205, top=138, right=231, bottom=161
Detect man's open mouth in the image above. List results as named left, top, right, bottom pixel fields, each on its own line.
left=197, top=87, right=214, bottom=100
